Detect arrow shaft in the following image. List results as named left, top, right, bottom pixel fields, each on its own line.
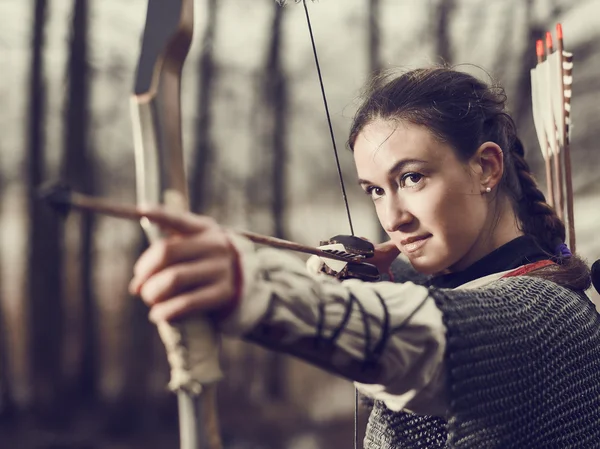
left=60, top=191, right=361, bottom=264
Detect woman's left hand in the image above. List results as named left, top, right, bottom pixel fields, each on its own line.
left=128, top=208, right=240, bottom=324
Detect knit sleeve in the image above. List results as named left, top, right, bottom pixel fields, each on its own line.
left=220, top=235, right=448, bottom=415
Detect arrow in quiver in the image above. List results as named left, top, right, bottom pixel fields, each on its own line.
left=530, top=23, right=576, bottom=252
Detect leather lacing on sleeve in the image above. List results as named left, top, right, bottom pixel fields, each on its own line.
left=311, top=292, right=389, bottom=371
left=247, top=267, right=432, bottom=383
left=316, top=289, right=428, bottom=372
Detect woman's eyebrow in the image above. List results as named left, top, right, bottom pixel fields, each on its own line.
left=357, top=158, right=427, bottom=186
left=387, top=158, right=427, bottom=177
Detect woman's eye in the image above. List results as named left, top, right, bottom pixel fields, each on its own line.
left=400, top=172, right=424, bottom=188
left=365, top=186, right=384, bottom=200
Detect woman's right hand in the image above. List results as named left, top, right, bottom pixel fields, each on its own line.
left=370, top=240, right=401, bottom=274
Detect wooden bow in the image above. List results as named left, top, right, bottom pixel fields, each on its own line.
left=131, top=1, right=222, bottom=447
left=130, top=2, right=361, bottom=447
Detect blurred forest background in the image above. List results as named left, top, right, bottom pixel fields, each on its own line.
left=1, top=0, right=600, bottom=448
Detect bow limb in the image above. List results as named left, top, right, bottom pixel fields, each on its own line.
left=130, top=1, right=222, bottom=448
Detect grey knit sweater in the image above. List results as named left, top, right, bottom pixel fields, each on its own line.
left=363, top=276, right=600, bottom=449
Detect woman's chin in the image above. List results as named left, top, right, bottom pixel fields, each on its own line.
left=407, top=255, right=450, bottom=276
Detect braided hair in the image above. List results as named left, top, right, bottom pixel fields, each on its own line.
left=348, top=67, right=590, bottom=291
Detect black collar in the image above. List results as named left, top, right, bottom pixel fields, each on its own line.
left=428, top=235, right=550, bottom=289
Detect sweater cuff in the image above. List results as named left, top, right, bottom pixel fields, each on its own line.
left=217, top=233, right=271, bottom=337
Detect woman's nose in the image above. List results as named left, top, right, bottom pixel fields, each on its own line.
left=382, top=197, right=413, bottom=233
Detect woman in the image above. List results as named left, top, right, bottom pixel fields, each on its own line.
left=129, top=68, right=600, bottom=448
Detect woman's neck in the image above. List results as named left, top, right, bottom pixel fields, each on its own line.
left=449, top=196, right=523, bottom=273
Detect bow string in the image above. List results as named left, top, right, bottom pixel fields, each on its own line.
left=275, top=2, right=364, bottom=448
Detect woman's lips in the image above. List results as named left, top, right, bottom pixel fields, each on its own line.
left=402, top=235, right=431, bottom=254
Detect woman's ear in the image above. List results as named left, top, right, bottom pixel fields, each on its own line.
left=471, top=142, right=504, bottom=193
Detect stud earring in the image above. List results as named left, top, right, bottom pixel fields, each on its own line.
left=485, top=187, right=491, bottom=193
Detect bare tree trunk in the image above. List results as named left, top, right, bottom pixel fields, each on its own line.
left=369, top=0, right=381, bottom=75
left=256, top=1, right=289, bottom=405
left=512, top=0, right=544, bottom=127
left=268, top=4, right=287, bottom=241
left=436, top=0, right=455, bottom=64
left=102, top=253, right=162, bottom=436
left=0, top=161, right=12, bottom=421
left=61, top=0, right=96, bottom=404
left=246, top=3, right=288, bottom=238
left=0, top=305, right=14, bottom=422
left=242, top=3, right=290, bottom=410
left=190, top=0, right=218, bottom=213
left=26, top=0, right=66, bottom=425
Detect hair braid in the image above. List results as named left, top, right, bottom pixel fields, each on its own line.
left=507, top=138, right=565, bottom=252
left=508, top=138, right=590, bottom=291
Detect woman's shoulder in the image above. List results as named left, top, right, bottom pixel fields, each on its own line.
left=431, top=274, right=596, bottom=320
left=485, top=273, right=585, bottom=299
left=429, top=275, right=600, bottom=355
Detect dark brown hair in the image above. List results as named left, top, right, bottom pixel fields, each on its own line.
left=348, top=67, right=590, bottom=291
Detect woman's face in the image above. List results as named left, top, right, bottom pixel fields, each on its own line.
left=353, top=119, right=492, bottom=275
